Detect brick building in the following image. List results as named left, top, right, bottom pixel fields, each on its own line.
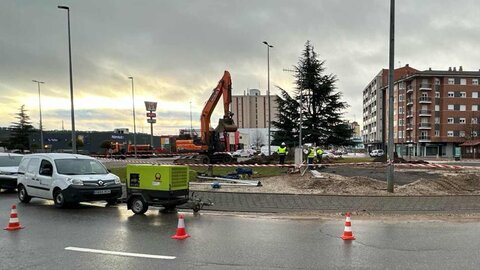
left=363, top=65, right=480, bottom=158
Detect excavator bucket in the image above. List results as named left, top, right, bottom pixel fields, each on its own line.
left=216, top=118, right=237, bottom=133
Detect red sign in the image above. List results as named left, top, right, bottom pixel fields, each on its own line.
left=146, top=112, right=156, bottom=118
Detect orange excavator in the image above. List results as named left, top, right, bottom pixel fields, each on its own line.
left=175, top=71, right=238, bottom=164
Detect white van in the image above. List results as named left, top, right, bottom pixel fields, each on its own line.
left=260, top=145, right=279, bottom=156
left=17, top=153, right=122, bottom=208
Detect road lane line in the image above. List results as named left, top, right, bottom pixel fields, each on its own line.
left=65, top=247, right=176, bottom=260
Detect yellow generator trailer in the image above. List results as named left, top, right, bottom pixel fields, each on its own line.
left=126, top=164, right=207, bottom=214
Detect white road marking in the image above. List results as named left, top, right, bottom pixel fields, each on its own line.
left=65, top=247, right=176, bottom=260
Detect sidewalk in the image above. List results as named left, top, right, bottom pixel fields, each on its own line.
left=191, top=191, right=480, bottom=213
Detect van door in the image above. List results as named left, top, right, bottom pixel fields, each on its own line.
left=37, top=159, right=54, bottom=199
left=24, top=158, right=41, bottom=197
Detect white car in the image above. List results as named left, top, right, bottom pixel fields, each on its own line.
left=0, top=153, right=23, bottom=191
left=232, top=149, right=256, bottom=157
left=369, top=149, right=385, bottom=157
left=17, top=153, right=122, bottom=208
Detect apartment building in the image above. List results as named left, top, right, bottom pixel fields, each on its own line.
left=231, top=89, right=279, bottom=148
left=363, top=65, right=480, bottom=158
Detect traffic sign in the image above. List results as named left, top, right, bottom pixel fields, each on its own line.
left=146, top=112, right=156, bottom=118
left=144, top=101, right=157, bottom=112
left=147, top=119, right=157, bottom=124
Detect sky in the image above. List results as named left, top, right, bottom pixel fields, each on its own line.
left=1, top=0, right=480, bottom=135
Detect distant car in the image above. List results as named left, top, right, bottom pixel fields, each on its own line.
left=232, top=149, right=256, bottom=157
left=0, top=153, right=24, bottom=191
left=370, top=149, right=384, bottom=157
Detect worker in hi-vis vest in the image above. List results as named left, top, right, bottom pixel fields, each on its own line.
left=277, top=142, right=288, bottom=164
left=307, top=145, right=316, bottom=166
left=316, top=147, right=324, bottom=164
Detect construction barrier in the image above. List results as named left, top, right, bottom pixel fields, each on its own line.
left=98, top=157, right=479, bottom=171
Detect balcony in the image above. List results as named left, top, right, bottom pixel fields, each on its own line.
left=406, top=111, right=414, bottom=118
left=419, top=110, right=432, bottom=116
left=406, top=124, right=413, bottom=131
left=419, top=135, right=431, bottom=142
left=419, top=96, right=432, bottom=103
left=407, top=86, right=414, bottom=93
left=406, top=99, right=414, bottom=106
left=419, top=83, right=432, bottom=90
left=405, top=137, right=414, bottom=143
left=418, top=123, right=432, bottom=129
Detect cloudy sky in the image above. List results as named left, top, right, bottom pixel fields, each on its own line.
left=1, top=0, right=480, bottom=135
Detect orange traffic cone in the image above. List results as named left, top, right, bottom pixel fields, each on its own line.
left=171, top=214, right=190, bottom=240
left=341, top=212, right=355, bottom=240
left=4, top=204, right=24, bottom=231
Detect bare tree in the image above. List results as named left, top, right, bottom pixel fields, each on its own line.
left=251, top=130, right=265, bottom=150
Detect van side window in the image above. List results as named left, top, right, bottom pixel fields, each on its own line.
left=39, top=160, right=53, bottom=176
left=26, top=158, right=40, bottom=174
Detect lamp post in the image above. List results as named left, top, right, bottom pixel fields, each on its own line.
left=387, top=0, right=395, bottom=192
left=57, top=5, right=76, bottom=154
left=128, top=77, right=138, bottom=158
left=33, top=80, right=45, bottom=152
left=263, top=41, right=273, bottom=155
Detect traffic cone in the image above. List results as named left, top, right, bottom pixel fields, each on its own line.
left=4, top=204, right=24, bottom=231
left=341, top=212, right=355, bottom=240
left=171, top=214, right=190, bottom=240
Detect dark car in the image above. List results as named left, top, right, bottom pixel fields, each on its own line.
left=0, top=153, right=23, bottom=191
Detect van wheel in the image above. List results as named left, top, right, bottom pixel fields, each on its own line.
left=130, top=196, right=148, bottom=215
left=53, top=189, right=66, bottom=208
left=18, top=185, right=31, bottom=203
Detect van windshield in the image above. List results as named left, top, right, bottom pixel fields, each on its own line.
left=55, top=159, right=108, bottom=175
left=0, top=156, right=23, bottom=167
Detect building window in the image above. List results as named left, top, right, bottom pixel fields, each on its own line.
left=460, top=92, right=466, bottom=98
left=447, top=131, right=454, bottom=137
left=460, top=131, right=466, bottom=137
left=448, top=78, right=455, bottom=85
left=448, top=104, right=454, bottom=110
left=473, top=131, right=478, bottom=137
left=447, top=92, right=454, bottom=97
left=472, top=118, right=478, bottom=124
left=473, top=105, right=478, bottom=111
left=399, top=107, right=404, bottom=114
left=473, top=92, right=479, bottom=98
left=473, top=79, right=479, bottom=85
left=435, top=78, right=440, bottom=85
left=435, top=105, right=440, bottom=111
left=461, top=78, right=467, bottom=85
left=399, top=119, right=404, bottom=126
left=435, top=117, right=440, bottom=124
left=447, top=118, right=454, bottom=124
left=399, top=94, right=404, bottom=101
left=460, top=118, right=466, bottom=124
left=435, top=130, right=440, bottom=137
left=460, top=105, right=466, bottom=111
left=435, top=92, right=440, bottom=98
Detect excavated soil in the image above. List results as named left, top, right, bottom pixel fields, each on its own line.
left=190, top=164, right=480, bottom=196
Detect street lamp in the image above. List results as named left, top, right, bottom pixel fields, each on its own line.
left=263, top=41, right=273, bottom=155
left=33, top=80, right=45, bottom=152
left=128, top=76, right=138, bottom=158
left=58, top=5, right=76, bottom=154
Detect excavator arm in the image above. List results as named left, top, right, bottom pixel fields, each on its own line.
left=200, top=70, right=237, bottom=146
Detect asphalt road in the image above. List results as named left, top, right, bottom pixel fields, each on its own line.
left=1, top=192, right=480, bottom=269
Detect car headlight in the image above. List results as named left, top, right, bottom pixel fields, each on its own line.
left=66, top=178, right=84, bottom=186
left=114, top=176, right=121, bottom=184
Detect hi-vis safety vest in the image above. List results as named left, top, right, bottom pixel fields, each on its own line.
left=277, top=146, right=287, bottom=155
left=316, top=148, right=324, bottom=155
left=308, top=148, right=316, bottom=158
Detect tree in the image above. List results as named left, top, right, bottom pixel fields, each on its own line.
left=273, top=41, right=353, bottom=146
left=272, top=88, right=300, bottom=146
left=68, top=138, right=84, bottom=148
left=251, top=129, right=265, bottom=150
left=8, top=105, right=35, bottom=152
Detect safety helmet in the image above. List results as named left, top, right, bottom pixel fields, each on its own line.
left=281, top=142, right=286, bottom=146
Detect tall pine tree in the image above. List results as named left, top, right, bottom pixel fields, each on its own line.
left=9, top=105, right=35, bottom=152
left=273, top=41, right=353, bottom=147
left=271, top=88, right=300, bottom=146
